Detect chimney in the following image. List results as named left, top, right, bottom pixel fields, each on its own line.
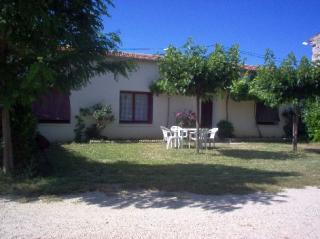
left=309, top=33, right=320, bottom=62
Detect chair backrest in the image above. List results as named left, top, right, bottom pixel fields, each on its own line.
left=160, top=126, right=172, bottom=141
left=190, top=129, right=209, bottom=140
left=208, top=128, right=219, bottom=139
left=170, top=126, right=187, bottom=138
left=170, top=126, right=181, bottom=132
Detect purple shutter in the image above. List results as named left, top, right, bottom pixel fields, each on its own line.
left=32, top=88, right=71, bottom=123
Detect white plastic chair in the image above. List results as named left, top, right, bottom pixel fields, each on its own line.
left=207, top=128, right=219, bottom=148
left=160, top=126, right=181, bottom=149
left=170, top=126, right=188, bottom=147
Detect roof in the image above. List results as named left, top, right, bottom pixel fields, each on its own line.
left=108, top=52, right=160, bottom=61
left=242, top=65, right=257, bottom=71
left=108, top=51, right=258, bottom=70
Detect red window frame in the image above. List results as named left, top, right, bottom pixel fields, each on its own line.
left=119, top=91, right=153, bottom=124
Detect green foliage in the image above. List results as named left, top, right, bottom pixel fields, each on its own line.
left=151, top=39, right=225, bottom=97
left=74, top=103, right=114, bottom=141
left=250, top=51, right=320, bottom=108
left=0, top=0, right=132, bottom=109
left=303, top=98, right=320, bottom=141
left=231, top=71, right=257, bottom=101
left=217, top=120, right=234, bottom=139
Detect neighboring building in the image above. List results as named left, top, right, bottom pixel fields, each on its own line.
left=35, top=52, right=286, bottom=142
left=309, top=33, right=320, bottom=61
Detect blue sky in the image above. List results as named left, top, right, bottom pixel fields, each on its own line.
left=104, top=0, right=319, bottom=65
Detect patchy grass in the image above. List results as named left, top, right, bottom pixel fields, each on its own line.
left=1, top=142, right=320, bottom=196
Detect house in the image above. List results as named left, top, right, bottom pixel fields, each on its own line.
left=309, top=33, right=320, bottom=61
left=35, top=52, right=286, bottom=142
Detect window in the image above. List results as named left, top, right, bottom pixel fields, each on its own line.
left=32, top=88, right=71, bottom=123
left=119, top=91, right=153, bottom=123
left=256, top=102, right=279, bottom=125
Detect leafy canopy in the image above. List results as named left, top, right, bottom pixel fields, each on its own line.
left=250, top=50, right=320, bottom=108
left=0, top=0, right=131, bottom=108
left=151, top=39, right=232, bottom=98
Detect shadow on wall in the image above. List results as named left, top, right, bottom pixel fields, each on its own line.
left=1, top=145, right=298, bottom=212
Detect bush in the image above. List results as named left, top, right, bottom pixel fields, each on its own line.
left=85, top=124, right=100, bottom=139
left=74, top=103, right=114, bottom=142
left=282, top=108, right=308, bottom=140
left=217, top=120, right=234, bottom=139
left=303, top=99, right=320, bottom=142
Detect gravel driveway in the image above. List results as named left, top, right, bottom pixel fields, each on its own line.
left=1, top=187, right=320, bottom=239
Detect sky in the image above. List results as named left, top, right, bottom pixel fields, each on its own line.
left=103, top=0, right=320, bottom=65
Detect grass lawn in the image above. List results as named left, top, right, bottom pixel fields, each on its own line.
left=1, top=142, right=320, bottom=196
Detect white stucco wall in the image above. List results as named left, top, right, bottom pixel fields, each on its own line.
left=38, top=60, right=197, bottom=142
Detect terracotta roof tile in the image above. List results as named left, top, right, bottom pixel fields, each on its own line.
left=109, top=52, right=258, bottom=70
left=108, top=52, right=160, bottom=61
left=242, top=65, right=257, bottom=71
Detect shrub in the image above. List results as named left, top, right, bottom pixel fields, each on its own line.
left=175, top=110, right=196, bottom=128
left=303, top=99, right=320, bottom=142
left=74, top=103, right=114, bottom=141
left=217, top=120, right=234, bottom=139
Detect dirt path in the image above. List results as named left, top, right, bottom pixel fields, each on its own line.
left=1, top=187, right=320, bottom=239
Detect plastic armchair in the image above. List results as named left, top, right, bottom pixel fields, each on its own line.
left=160, top=126, right=181, bottom=149
left=208, top=128, right=219, bottom=148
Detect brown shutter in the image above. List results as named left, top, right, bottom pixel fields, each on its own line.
left=256, top=102, right=279, bottom=125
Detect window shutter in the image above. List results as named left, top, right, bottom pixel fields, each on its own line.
left=256, top=102, right=279, bottom=125
left=32, top=88, right=71, bottom=123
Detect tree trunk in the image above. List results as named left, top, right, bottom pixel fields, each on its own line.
left=2, top=107, right=13, bottom=174
left=225, top=92, right=230, bottom=121
left=196, top=95, right=200, bottom=153
left=292, top=108, right=298, bottom=152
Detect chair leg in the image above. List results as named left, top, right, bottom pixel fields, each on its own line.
left=166, top=139, right=170, bottom=149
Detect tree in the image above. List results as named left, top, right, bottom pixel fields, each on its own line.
left=219, top=45, right=242, bottom=121
left=250, top=50, right=320, bottom=151
left=0, top=0, right=131, bottom=174
left=151, top=39, right=226, bottom=153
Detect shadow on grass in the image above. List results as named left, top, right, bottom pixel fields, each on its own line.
left=304, top=148, right=320, bottom=154
left=217, top=149, right=295, bottom=160
left=0, top=145, right=299, bottom=212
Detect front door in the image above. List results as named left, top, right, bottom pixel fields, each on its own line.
left=201, top=100, right=213, bottom=128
